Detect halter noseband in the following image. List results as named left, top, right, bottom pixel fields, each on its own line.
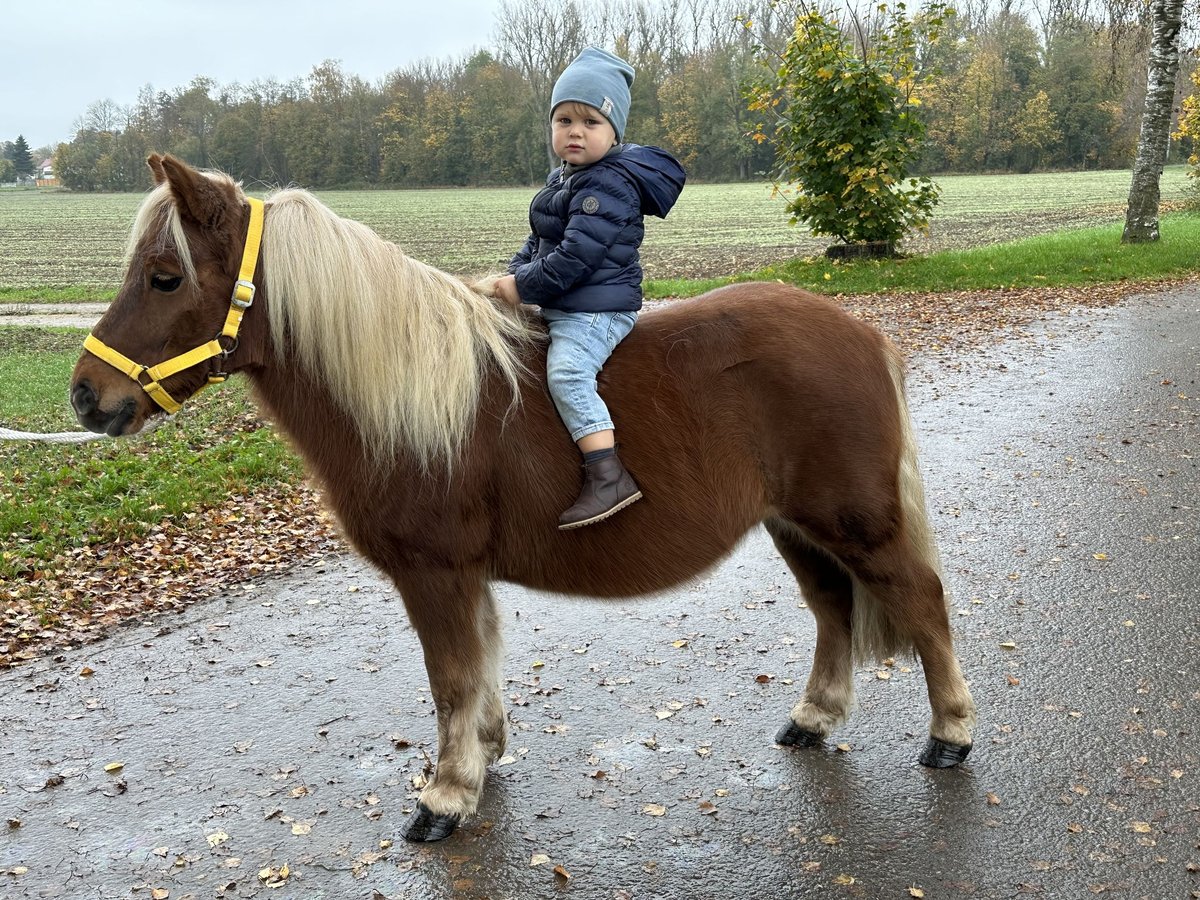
left=83, top=196, right=264, bottom=415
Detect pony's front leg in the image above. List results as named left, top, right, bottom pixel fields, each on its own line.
left=394, top=568, right=507, bottom=842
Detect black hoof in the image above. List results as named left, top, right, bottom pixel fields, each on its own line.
left=775, top=721, right=825, bottom=747
left=919, top=737, right=972, bottom=768
left=402, top=802, right=459, bottom=842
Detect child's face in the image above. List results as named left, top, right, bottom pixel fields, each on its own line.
left=551, top=102, right=617, bottom=166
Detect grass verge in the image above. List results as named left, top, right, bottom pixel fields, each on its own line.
left=644, top=211, right=1200, bottom=299
left=0, top=286, right=116, bottom=303
left=0, top=328, right=305, bottom=585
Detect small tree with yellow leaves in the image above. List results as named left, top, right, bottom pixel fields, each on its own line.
left=1175, top=63, right=1200, bottom=210
left=747, top=3, right=951, bottom=250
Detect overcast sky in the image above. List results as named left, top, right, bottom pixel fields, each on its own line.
left=1, top=0, right=499, bottom=151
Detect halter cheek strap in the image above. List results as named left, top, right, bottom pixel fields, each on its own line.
left=84, top=196, right=264, bottom=415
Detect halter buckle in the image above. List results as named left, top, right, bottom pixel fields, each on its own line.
left=231, top=279, right=256, bottom=308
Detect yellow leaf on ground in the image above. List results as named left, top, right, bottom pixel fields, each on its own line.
left=104, top=762, right=124, bottom=773
left=151, top=890, right=169, bottom=900
left=530, top=854, right=551, bottom=867
left=909, top=888, right=926, bottom=898
left=643, top=804, right=668, bottom=817
left=207, top=831, right=230, bottom=847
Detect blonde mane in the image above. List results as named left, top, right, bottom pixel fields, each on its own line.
left=263, top=188, right=537, bottom=467
left=130, top=172, right=537, bottom=467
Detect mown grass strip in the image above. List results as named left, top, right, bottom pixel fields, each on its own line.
left=0, top=286, right=116, bottom=303
left=645, top=212, right=1200, bottom=299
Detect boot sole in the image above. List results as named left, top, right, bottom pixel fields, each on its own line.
left=557, top=491, right=643, bottom=530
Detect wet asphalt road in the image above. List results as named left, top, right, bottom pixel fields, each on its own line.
left=2, top=288, right=1198, bottom=900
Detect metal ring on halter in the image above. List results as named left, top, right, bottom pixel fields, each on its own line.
left=217, top=334, right=239, bottom=356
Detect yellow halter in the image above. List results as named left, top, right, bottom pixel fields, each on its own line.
left=83, top=197, right=264, bottom=415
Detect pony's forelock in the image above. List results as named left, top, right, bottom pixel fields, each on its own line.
left=126, top=170, right=242, bottom=285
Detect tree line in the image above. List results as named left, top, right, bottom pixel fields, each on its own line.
left=46, top=0, right=1199, bottom=193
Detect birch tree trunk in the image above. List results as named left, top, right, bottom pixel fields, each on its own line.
left=1122, top=0, right=1186, bottom=243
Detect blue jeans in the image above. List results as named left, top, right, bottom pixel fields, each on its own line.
left=541, top=308, right=638, bottom=442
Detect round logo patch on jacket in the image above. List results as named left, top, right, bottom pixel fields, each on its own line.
left=580, top=195, right=600, bottom=214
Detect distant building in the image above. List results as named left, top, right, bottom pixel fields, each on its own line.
left=36, top=158, right=57, bottom=187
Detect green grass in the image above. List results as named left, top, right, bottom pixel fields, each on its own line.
left=0, top=327, right=302, bottom=581
left=645, top=211, right=1200, bottom=298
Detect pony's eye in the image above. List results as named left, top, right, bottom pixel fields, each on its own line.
left=151, top=273, right=183, bottom=293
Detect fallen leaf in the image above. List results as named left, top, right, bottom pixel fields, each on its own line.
left=291, top=822, right=312, bottom=835
left=79, top=667, right=94, bottom=677
left=553, top=865, right=571, bottom=880
left=671, top=639, right=689, bottom=649
left=207, top=830, right=230, bottom=847
left=530, top=854, right=551, bottom=867
left=643, top=804, right=668, bottom=817
left=836, top=743, right=852, bottom=753
left=909, top=888, right=926, bottom=898
left=698, top=801, right=717, bottom=816
left=986, top=792, right=1001, bottom=805
left=1130, top=821, right=1152, bottom=833
left=755, top=674, right=773, bottom=683
left=104, top=761, right=124, bottom=773
left=999, top=641, right=1017, bottom=650
left=151, top=889, right=169, bottom=900
left=833, top=874, right=855, bottom=885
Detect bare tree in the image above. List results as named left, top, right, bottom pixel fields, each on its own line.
left=1122, top=0, right=1186, bottom=242
left=495, top=0, right=590, bottom=164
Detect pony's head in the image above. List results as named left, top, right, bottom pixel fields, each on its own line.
left=71, top=154, right=259, bottom=436
left=72, top=154, right=535, bottom=467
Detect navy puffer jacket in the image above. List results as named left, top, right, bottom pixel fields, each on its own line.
left=508, top=144, right=686, bottom=312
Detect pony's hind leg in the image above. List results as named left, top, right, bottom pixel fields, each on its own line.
left=394, top=568, right=507, bottom=842
left=850, top=540, right=976, bottom=767
left=764, top=518, right=855, bottom=748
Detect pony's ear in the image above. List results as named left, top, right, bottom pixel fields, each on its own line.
left=158, top=154, right=233, bottom=228
left=147, top=154, right=166, bottom=185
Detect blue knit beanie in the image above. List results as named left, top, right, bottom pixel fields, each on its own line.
left=550, top=47, right=635, bottom=142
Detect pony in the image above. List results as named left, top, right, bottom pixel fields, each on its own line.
left=70, top=155, right=976, bottom=842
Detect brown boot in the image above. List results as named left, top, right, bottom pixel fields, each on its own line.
left=558, top=451, right=642, bottom=530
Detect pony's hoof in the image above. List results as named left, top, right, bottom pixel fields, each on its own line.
left=775, top=721, right=824, bottom=747
left=919, top=737, right=972, bottom=768
left=402, top=802, right=459, bottom=842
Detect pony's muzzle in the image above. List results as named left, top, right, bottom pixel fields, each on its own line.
left=72, top=380, right=137, bottom=436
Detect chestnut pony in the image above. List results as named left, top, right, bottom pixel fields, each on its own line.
left=71, top=155, right=975, bottom=842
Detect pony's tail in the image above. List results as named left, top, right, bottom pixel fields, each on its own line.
left=850, top=344, right=945, bottom=664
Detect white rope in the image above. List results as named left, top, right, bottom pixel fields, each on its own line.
left=0, top=426, right=107, bottom=444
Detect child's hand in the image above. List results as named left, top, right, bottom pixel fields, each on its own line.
left=492, top=275, right=522, bottom=307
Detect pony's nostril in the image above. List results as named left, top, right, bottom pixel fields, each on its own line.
left=71, top=381, right=98, bottom=416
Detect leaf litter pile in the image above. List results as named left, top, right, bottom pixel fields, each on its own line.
left=1, top=277, right=1190, bottom=668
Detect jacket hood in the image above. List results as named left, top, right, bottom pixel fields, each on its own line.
left=606, top=144, right=686, bottom=218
